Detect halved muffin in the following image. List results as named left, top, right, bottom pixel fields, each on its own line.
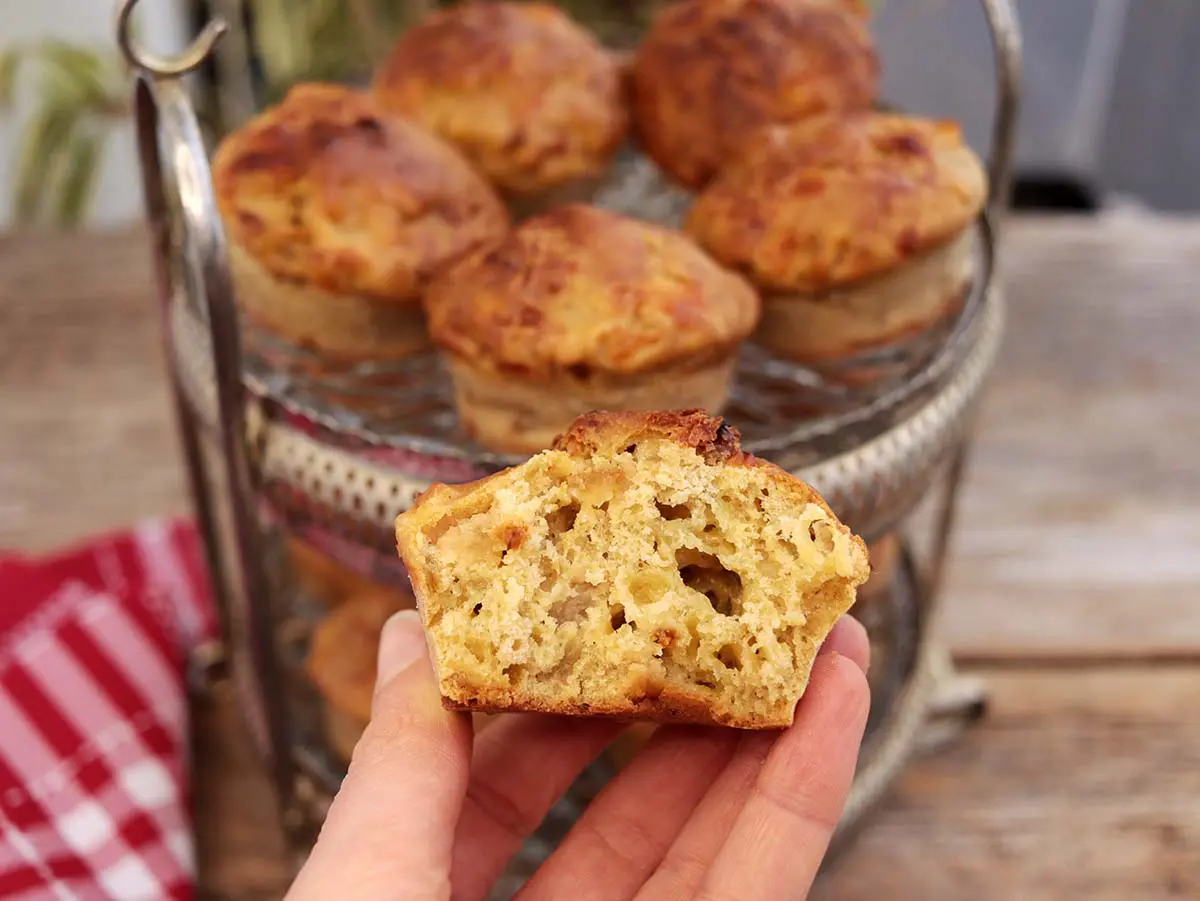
left=212, top=83, right=508, bottom=362
left=424, top=205, right=759, bottom=455
left=395, top=410, right=869, bottom=729
left=687, top=112, right=988, bottom=371
left=373, top=1, right=628, bottom=217
left=631, top=0, right=878, bottom=190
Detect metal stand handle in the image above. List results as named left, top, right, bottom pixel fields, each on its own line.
left=980, top=0, right=1023, bottom=230
left=117, top=0, right=305, bottom=856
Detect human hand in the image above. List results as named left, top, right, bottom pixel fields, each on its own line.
left=287, top=610, right=871, bottom=901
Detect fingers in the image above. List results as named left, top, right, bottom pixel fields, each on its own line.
left=822, top=615, right=870, bottom=674
left=455, top=617, right=864, bottom=901
left=635, top=623, right=869, bottom=901
left=516, top=726, right=740, bottom=901
left=287, top=611, right=473, bottom=901
left=450, top=715, right=624, bottom=901
left=631, top=730, right=774, bottom=901
left=285, top=612, right=869, bottom=901
left=694, top=652, right=871, bottom=901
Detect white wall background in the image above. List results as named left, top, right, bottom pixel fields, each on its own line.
left=0, top=0, right=189, bottom=227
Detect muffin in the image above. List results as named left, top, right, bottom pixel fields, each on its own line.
left=424, top=205, right=760, bottom=455
left=212, top=83, right=508, bottom=363
left=687, top=112, right=988, bottom=372
left=373, top=1, right=628, bottom=217
left=287, top=537, right=380, bottom=607
left=631, top=0, right=878, bottom=190
left=395, top=410, right=869, bottom=729
left=306, top=587, right=415, bottom=761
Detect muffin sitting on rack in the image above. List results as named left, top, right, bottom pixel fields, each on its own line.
left=306, top=585, right=492, bottom=761
left=373, top=1, right=629, bottom=218
left=424, top=204, right=761, bottom=455
left=631, top=0, right=878, bottom=190
left=212, top=83, right=508, bottom=364
left=306, top=587, right=413, bottom=762
left=687, top=112, right=988, bottom=378
left=287, top=537, right=382, bottom=608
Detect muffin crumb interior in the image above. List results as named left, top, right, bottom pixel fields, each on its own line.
left=402, top=426, right=865, bottom=727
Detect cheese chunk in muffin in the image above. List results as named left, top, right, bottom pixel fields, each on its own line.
left=396, top=410, right=869, bottom=729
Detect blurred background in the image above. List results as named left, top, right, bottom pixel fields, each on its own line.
left=5, top=0, right=1200, bottom=229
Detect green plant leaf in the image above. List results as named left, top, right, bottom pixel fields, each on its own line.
left=54, top=130, right=102, bottom=228
left=37, top=43, right=112, bottom=111
left=0, top=46, right=24, bottom=109
left=38, top=40, right=112, bottom=96
left=12, top=106, right=77, bottom=225
left=253, top=0, right=312, bottom=86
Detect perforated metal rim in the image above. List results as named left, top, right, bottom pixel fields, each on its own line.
left=240, top=287, right=1000, bottom=556
left=169, top=256, right=1005, bottom=546
left=229, top=214, right=992, bottom=464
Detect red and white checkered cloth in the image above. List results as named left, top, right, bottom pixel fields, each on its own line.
left=0, top=519, right=213, bottom=901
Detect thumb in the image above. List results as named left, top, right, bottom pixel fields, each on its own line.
left=288, top=610, right=473, bottom=901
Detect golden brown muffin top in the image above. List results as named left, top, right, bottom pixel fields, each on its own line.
left=306, top=587, right=413, bottom=721
left=212, top=83, right=508, bottom=303
left=372, top=2, right=628, bottom=194
left=424, top=204, right=760, bottom=377
left=686, top=112, right=989, bottom=291
left=835, top=0, right=873, bottom=17
left=553, top=409, right=747, bottom=466
left=631, top=0, right=878, bottom=190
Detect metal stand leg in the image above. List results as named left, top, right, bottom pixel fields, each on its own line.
left=917, top=644, right=988, bottom=754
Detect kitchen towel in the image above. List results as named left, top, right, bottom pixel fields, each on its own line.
left=0, top=518, right=212, bottom=901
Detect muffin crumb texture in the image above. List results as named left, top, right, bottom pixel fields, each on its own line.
left=396, top=410, right=868, bottom=729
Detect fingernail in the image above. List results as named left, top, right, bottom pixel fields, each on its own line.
left=375, top=610, right=428, bottom=689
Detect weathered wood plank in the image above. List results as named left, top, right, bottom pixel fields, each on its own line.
left=190, top=665, right=1200, bottom=900
left=0, top=229, right=187, bottom=552
left=815, top=664, right=1200, bottom=901
left=192, top=685, right=290, bottom=901
left=942, top=215, right=1200, bottom=658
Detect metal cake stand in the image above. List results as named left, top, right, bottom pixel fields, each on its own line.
left=116, top=0, right=1021, bottom=885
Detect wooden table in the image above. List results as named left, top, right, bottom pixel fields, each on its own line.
left=2, top=215, right=1197, bottom=900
